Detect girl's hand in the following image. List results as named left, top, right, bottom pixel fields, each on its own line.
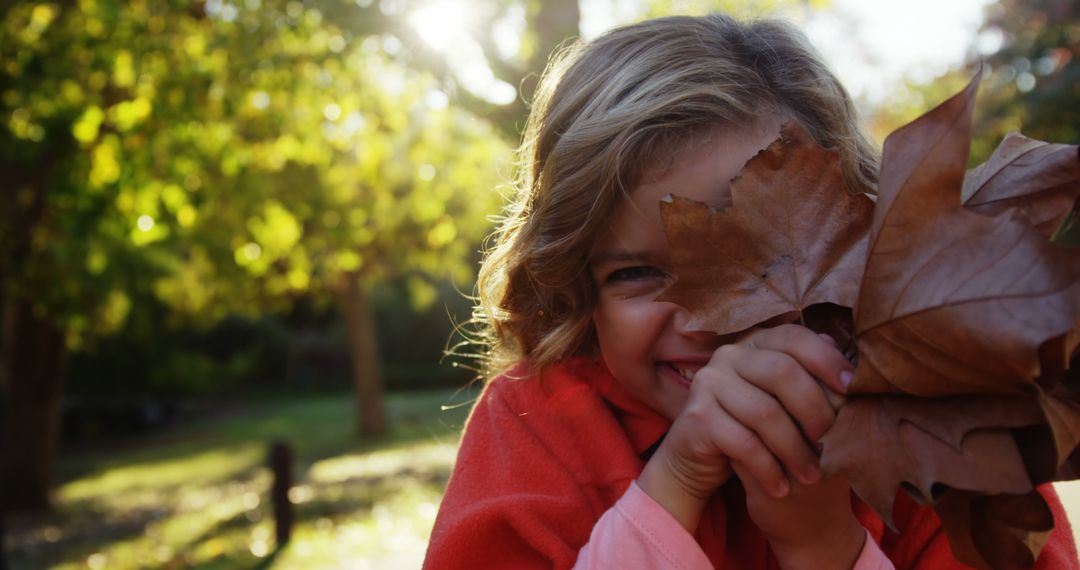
left=638, top=324, right=854, bottom=537
left=734, top=460, right=865, bottom=570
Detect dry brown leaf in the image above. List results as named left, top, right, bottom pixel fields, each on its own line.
left=1038, top=387, right=1080, bottom=478
left=838, top=74, right=1080, bottom=567
left=819, top=395, right=1042, bottom=525
left=935, top=488, right=1055, bottom=570
left=962, top=132, right=1080, bottom=238
left=657, top=122, right=873, bottom=335
left=853, top=75, right=1080, bottom=397
left=656, top=70, right=1080, bottom=569
left=1056, top=358, right=1080, bottom=479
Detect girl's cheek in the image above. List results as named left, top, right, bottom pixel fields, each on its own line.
left=623, top=299, right=672, bottom=327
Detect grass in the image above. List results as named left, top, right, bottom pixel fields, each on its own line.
left=6, top=388, right=1080, bottom=568
left=6, top=387, right=478, bottom=569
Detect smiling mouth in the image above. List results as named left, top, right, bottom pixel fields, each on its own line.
left=667, top=362, right=699, bottom=384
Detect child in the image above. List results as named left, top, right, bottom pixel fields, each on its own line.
left=423, top=14, right=1078, bottom=570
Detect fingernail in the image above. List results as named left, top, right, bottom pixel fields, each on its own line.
left=774, top=479, right=790, bottom=498
left=818, top=333, right=836, bottom=346
left=840, top=370, right=853, bottom=390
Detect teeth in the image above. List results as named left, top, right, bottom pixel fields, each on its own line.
left=675, top=366, right=694, bottom=381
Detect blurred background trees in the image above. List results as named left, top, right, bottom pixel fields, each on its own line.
left=868, top=0, right=1077, bottom=163
left=0, top=0, right=519, bottom=511
left=1, top=0, right=1076, bottom=520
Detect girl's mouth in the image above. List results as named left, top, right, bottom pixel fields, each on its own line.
left=664, top=362, right=701, bottom=387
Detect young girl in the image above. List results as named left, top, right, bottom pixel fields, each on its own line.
left=423, top=14, right=1078, bottom=569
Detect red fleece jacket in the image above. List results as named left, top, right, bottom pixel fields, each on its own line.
left=424, top=358, right=1078, bottom=569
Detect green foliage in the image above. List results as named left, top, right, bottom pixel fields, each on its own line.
left=65, top=277, right=473, bottom=398
left=372, top=278, right=476, bottom=389
left=67, top=306, right=292, bottom=399
left=975, top=0, right=1078, bottom=146
left=1, top=0, right=838, bottom=395
left=0, top=0, right=510, bottom=343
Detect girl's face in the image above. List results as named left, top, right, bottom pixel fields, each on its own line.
left=589, top=117, right=787, bottom=420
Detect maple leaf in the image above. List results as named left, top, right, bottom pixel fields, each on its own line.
left=829, top=74, right=1075, bottom=565
left=852, top=75, right=1080, bottom=398
left=962, top=132, right=1080, bottom=238
left=657, top=122, right=874, bottom=335
left=1035, top=384, right=1080, bottom=480
left=657, top=70, right=1080, bottom=569
left=935, top=488, right=1056, bottom=570
left=833, top=73, right=1080, bottom=568
left=820, top=395, right=1043, bottom=525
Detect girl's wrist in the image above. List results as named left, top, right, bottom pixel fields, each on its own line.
left=637, top=449, right=711, bottom=533
left=769, top=518, right=866, bottom=570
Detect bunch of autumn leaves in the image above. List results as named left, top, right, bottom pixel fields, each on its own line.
left=658, top=75, right=1080, bottom=570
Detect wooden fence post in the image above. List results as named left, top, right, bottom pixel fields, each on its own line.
left=269, top=440, right=294, bottom=547
left=1, top=500, right=6, bottom=570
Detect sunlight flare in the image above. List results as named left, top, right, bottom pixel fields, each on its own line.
left=407, top=0, right=517, bottom=104
left=409, top=1, right=471, bottom=52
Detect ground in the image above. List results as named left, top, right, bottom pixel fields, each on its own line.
left=5, top=389, right=1080, bottom=568
left=5, top=389, right=475, bottom=569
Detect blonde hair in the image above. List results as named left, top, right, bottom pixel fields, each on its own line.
left=473, top=14, right=878, bottom=378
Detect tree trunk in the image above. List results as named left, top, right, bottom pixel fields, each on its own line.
left=520, top=0, right=581, bottom=106
left=0, top=300, right=66, bottom=512
left=336, top=272, right=387, bottom=436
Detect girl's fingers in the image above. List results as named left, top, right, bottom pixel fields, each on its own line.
left=725, top=344, right=837, bottom=443
left=741, top=324, right=854, bottom=395
left=668, top=323, right=852, bottom=501
left=684, top=401, right=790, bottom=499
left=731, top=460, right=767, bottom=499
left=699, top=358, right=823, bottom=486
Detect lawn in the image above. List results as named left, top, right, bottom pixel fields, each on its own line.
left=6, top=388, right=1080, bottom=569
left=6, top=388, right=477, bottom=569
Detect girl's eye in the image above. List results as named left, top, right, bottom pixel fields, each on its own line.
left=607, top=266, right=665, bottom=282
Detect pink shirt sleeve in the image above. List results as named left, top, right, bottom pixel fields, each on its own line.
left=574, top=481, right=713, bottom=569
left=574, top=481, right=896, bottom=570
left=852, top=529, right=895, bottom=570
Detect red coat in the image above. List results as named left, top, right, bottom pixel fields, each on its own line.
left=424, top=358, right=1078, bottom=569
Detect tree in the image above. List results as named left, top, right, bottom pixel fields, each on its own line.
left=974, top=0, right=1078, bottom=146
left=868, top=0, right=1077, bottom=164
left=0, top=0, right=824, bottom=512
left=0, top=0, right=508, bottom=510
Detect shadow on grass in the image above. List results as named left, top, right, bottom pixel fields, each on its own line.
left=6, top=388, right=474, bottom=570
left=156, top=468, right=435, bottom=560
left=5, top=506, right=154, bottom=570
